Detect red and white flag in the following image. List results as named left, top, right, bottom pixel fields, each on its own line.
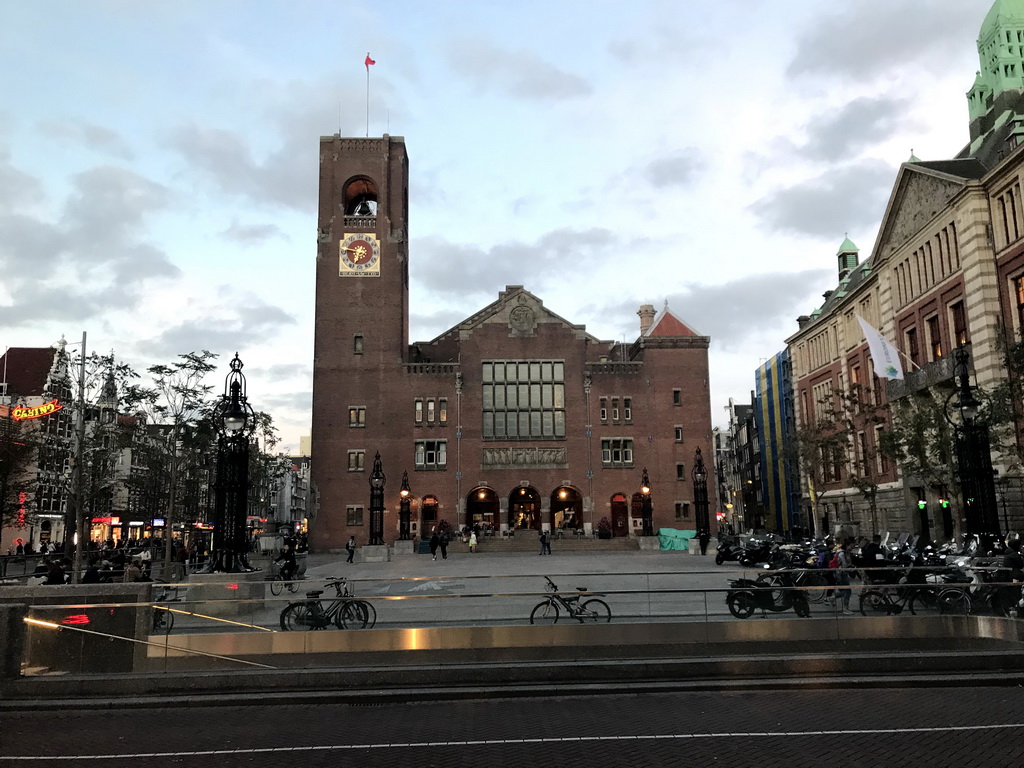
left=365, top=53, right=376, bottom=70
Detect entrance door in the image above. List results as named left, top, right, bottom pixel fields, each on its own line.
left=610, top=494, right=629, bottom=537
left=508, top=487, right=541, bottom=530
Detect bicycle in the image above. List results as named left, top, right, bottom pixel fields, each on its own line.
left=858, top=578, right=938, bottom=616
left=268, top=561, right=300, bottom=597
left=279, top=578, right=375, bottom=631
left=152, top=581, right=182, bottom=634
left=529, top=576, right=611, bottom=625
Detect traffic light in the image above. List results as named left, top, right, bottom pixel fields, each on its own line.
left=917, top=500, right=927, bottom=510
left=939, top=498, right=950, bottom=509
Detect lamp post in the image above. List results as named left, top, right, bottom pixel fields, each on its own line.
left=207, top=353, right=256, bottom=573
left=944, top=345, right=1000, bottom=544
left=639, top=467, right=653, bottom=537
left=399, top=470, right=411, bottom=541
left=369, top=452, right=386, bottom=545
left=692, top=447, right=710, bottom=536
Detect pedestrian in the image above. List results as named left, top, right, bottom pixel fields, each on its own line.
left=469, top=531, right=478, bottom=553
left=538, top=530, right=547, bottom=556
left=81, top=558, right=101, bottom=584
left=429, top=529, right=440, bottom=561
left=698, top=529, right=710, bottom=556
left=123, top=559, right=144, bottom=583
left=543, top=530, right=552, bottom=555
left=836, top=540, right=855, bottom=614
left=439, top=532, right=448, bottom=560
left=43, top=558, right=67, bottom=585
left=346, top=536, right=356, bottom=564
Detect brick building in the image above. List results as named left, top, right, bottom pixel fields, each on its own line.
left=310, top=135, right=718, bottom=551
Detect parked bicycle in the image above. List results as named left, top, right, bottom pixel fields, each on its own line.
left=268, top=561, right=300, bottom=597
left=279, top=578, right=375, bottom=631
left=529, top=576, right=611, bottom=624
left=152, top=581, right=182, bottom=634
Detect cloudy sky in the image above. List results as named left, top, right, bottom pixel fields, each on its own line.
left=0, top=0, right=995, bottom=450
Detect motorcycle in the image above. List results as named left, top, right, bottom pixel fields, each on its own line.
left=726, top=567, right=811, bottom=619
left=738, top=537, right=777, bottom=567
left=715, top=537, right=743, bottom=565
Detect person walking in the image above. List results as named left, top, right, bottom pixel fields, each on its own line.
left=836, top=540, right=856, bottom=614
left=469, top=531, right=478, bottom=553
left=698, top=529, right=710, bottom=556
left=538, top=530, right=547, bottom=556
left=346, top=536, right=356, bottom=564
left=438, top=531, right=449, bottom=560
left=429, top=529, right=440, bottom=561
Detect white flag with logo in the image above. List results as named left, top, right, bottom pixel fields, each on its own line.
left=856, top=315, right=904, bottom=380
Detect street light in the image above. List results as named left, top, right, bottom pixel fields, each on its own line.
left=639, top=467, right=653, bottom=536
left=369, top=452, right=386, bottom=545
left=692, top=447, right=710, bottom=537
left=943, top=345, right=1001, bottom=545
left=399, top=470, right=411, bottom=541
left=206, top=353, right=256, bottom=573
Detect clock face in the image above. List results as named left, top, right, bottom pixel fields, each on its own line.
left=339, top=233, right=381, bottom=277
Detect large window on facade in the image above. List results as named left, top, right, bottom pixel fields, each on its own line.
left=601, top=438, right=634, bottom=467
left=346, top=505, right=364, bottom=525
left=481, top=360, right=565, bottom=440
left=950, top=301, right=968, bottom=347
left=414, top=439, right=447, bottom=469
left=347, top=450, right=365, bottom=471
left=926, top=315, right=942, bottom=361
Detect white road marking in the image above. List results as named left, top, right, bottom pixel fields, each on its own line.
left=3, top=723, right=1023, bottom=760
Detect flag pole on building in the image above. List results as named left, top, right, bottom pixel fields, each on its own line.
left=364, top=53, right=376, bottom=137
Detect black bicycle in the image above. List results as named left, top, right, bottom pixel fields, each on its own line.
left=529, top=576, right=611, bottom=625
left=279, top=578, right=375, bottom=631
left=269, top=561, right=300, bottom=597
left=152, top=582, right=182, bottom=634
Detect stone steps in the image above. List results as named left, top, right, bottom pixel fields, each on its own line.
left=468, top=535, right=640, bottom=553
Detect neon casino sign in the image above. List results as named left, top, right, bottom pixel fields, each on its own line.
left=11, top=400, right=63, bottom=421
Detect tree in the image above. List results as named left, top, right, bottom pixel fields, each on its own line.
left=0, top=413, right=38, bottom=534
left=133, top=351, right=218, bottom=570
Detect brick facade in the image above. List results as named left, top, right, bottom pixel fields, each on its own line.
left=310, top=135, right=718, bottom=552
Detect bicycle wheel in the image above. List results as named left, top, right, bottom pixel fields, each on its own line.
left=859, top=590, right=893, bottom=616
left=579, top=598, right=611, bottom=623
left=726, top=591, right=756, bottom=619
left=800, top=572, right=830, bottom=604
left=270, top=575, right=284, bottom=597
left=286, top=579, right=299, bottom=594
left=937, top=588, right=972, bottom=616
left=358, top=599, right=377, bottom=628
left=335, top=600, right=368, bottom=629
left=755, top=573, right=786, bottom=604
left=530, top=600, right=560, bottom=625
left=280, top=602, right=315, bottom=631
left=909, top=588, right=939, bottom=615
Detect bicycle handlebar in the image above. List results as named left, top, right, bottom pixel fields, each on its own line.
left=545, top=576, right=558, bottom=591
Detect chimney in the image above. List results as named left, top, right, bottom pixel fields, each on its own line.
left=638, top=304, right=656, bottom=336
left=797, top=315, right=810, bottom=329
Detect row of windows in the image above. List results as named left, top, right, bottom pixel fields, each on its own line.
left=415, top=398, right=448, bottom=425
left=598, top=396, right=632, bottom=424
left=893, top=222, right=960, bottom=308
left=902, top=300, right=967, bottom=366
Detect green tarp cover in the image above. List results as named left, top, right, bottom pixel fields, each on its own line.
left=658, top=528, right=697, bottom=551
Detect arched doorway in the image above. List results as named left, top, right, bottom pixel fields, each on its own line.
left=508, top=486, right=541, bottom=530
left=610, top=493, right=629, bottom=538
left=466, top=487, right=498, bottom=533
left=420, top=495, right=439, bottom=537
left=550, top=486, right=582, bottom=530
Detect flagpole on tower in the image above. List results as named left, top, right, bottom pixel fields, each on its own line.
left=364, top=52, right=376, bottom=137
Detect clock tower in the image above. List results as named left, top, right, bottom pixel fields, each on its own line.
left=311, top=134, right=410, bottom=551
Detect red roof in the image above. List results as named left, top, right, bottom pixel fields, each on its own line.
left=647, top=309, right=700, bottom=337
left=0, top=347, right=57, bottom=397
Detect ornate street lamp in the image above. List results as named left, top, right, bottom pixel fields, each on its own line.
left=692, top=447, right=710, bottom=536
left=369, top=452, right=386, bottom=545
left=943, top=345, right=1001, bottom=545
left=399, top=470, right=411, bottom=541
left=639, top=467, right=654, bottom=537
left=207, top=353, right=256, bottom=573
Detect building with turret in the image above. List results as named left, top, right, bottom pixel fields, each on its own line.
left=786, top=0, right=1024, bottom=541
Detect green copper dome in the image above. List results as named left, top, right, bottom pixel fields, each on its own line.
left=836, top=236, right=858, bottom=255
left=981, top=0, right=1024, bottom=40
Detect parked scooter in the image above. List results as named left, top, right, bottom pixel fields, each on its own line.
left=726, top=567, right=811, bottom=619
left=715, top=537, right=743, bottom=565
